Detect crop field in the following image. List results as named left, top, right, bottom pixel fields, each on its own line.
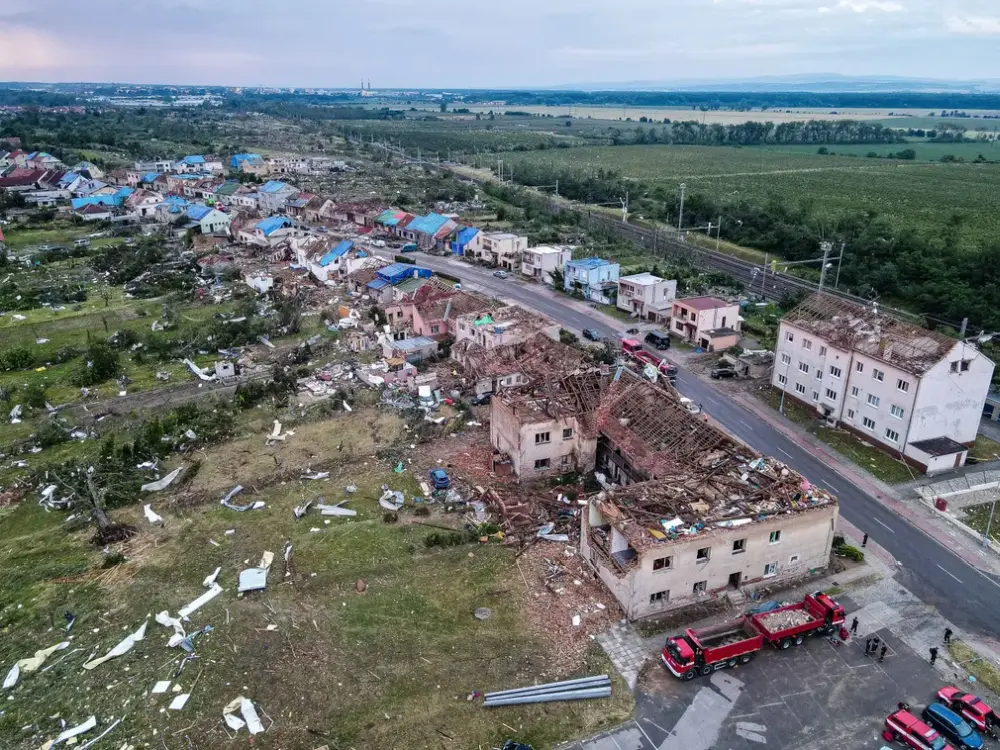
left=498, top=144, right=1000, bottom=248
left=759, top=140, right=1000, bottom=162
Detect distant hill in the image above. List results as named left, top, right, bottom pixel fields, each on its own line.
left=549, top=74, right=1000, bottom=94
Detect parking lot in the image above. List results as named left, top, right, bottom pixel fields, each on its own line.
left=563, top=597, right=948, bottom=750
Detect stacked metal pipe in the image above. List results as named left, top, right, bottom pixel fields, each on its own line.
left=482, top=675, right=612, bottom=708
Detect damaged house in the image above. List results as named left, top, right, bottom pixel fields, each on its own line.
left=453, top=330, right=585, bottom=396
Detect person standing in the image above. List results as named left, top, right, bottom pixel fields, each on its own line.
left=862, top=533, right=869, bottom=548
left=850, top=617, right=859, bottom=635
left=880, top=644, right=888, bottom=663
left=944, top=628, right=953, bottom=644
left=871, top=635, right=881, bottom=655
left=930, top=647, right=939, bottom=664
left=865, top=638, right=873, bottom=655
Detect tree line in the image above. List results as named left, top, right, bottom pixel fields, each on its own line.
left=609, top=119, right=904, bottom=146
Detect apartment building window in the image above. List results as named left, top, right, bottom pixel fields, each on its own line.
left=562, top=428, right=573, bottom=440
left=825, top=388, right=837, bottom=401
left=812, top=391, right=820, bottom=402
left=856, top=361, right=864, bottom=373
left=780, top=353, right=791, bottom=365
left=430, top=325, right=441, bottom=334
left=819, top=346, right=827, bottom=356
left=950, top=361, right=959, bottom=373
left=534, top=458, right=550, bottom=470
left=795, top=383, right=806, bottom=395
left=675, top=321, right=684, bottom=332
left=847, top=408, right=856, bottom=419
left=649, top=590, right=669, bottom=605
left=696, top=547, right=711, bottom=563
left=763, top=562, right=777, bottom=577
left=732, top=539, right=746, bottom=554
left=891, top=405, right=905, bottom=419
left=802, top=339, right=813, bottom=350
left=785, top=331, right=794, bottom=342
left=769, top=530, right=782, bottom=544
left=653, top=556, right=673, bottom=571
left=829, top=366, right=842, bottom=379
left=867, top=394, right=880, bottom=407
left=721, top=316, right=727, bottom=327
left=814, top=367, right=822, bottom=380
left=962, top=360, right=971, bottom=372
left=873, top=368, right=885, bottom=382
left=561, top=455, right=570, bottom=466
left=789, top=555, right=800, bottom=565
left=885, top=428, right=900, bottom=444
left=896, top=378, right=910, bottom=393
left=862, top=416, right=876, bottom=431
left=777, top=374, right=787, bottom=385
left=851, top=386, right=860, bottom=398
left=693, top=581, right=708, bottom=594
left=798, top=362, right=809, bottom=373
left=535, top=432, right=551, bottom=445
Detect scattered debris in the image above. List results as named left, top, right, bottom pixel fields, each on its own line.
left=223, top=696, right=265, bottom=734
left=474, top=607, right=492, bottom=621
left=169, top=693, right=191, bottom=710
left=482, top=675, right=612, bottom=708
left=202, top=567, right=222, bottom=588
left=178, top=584, right=223, bottom=619
left=84, top=620, right=147, bottom=670
left=143, top=504, right=164, bottom=525
left=184, top=358, right=216, bottom=382
left=266, top=420, right=294, bottom=444
left=151, top=680, right=171, bottom=694
left=379, top=489, right=404, bottom=512
left=3, top=640, right=70, bottom=688
left=302, top=471, right=330, bottom=480
left=316, top=500, right=356, bottom=517
left=293, top=499, right=313, bottom=519
left=537, top=522, right=570, bottom=543
left=238, top=551, right=274, bottom=593
left=40, top=714, right=97, bottom=749
left=220, top=485, right=263, bottom=511
left=10, top=404, right=23, bottom=424
left=141, top=467, right=182, bottom=493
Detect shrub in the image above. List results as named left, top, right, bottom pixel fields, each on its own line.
left=21, top=382, right=47, bottom=409
left=71, top=341, right=122, bottom=386
left=0, top=345, right=35, bottom=371
left=836, top=544, right=865, bottom=562
left=35, top=418, right=70, bottom=448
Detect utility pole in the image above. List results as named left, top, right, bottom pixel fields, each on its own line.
left=960, top=317, right=969, bottom=337
left=762, top=253, right=768, bottom=298
left=984, top=497, right=996, bottom=548
left=817, top=241, right=832, bottom=295
left=678, top=183, right=686, bottom=233
left=620, top=192, right=629, bottom=223
left=716, top=215, right=722, bottom=252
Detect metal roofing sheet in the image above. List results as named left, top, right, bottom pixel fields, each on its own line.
left=260, top=180, right=289, bottom=194
left=318, top=240, right=353, bottom=267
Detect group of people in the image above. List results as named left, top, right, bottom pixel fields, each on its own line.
left=851, top=616, right=953, bottom=666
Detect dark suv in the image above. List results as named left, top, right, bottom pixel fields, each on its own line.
left=923, top=702, right=984, bottom=750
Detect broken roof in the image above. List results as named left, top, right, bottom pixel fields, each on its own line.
left=909, top=437, right=968, bottom=457
left=783, top=293, right=960, bottom=376
left=676, top=296, right=732, bottom=311
left=457, top=332, right=585, bottom=383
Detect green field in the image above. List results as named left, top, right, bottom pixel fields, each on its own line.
left=760, top=140, right=1000, bottom=162
left=498, top=144, right=1000, bottom=248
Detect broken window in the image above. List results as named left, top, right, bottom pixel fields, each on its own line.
left=653, top=556, right=672, bottom=571
left=562, top=427, right=573, bottom=440
left=535, top=432, right=550, bottom=445
left=950, top=361, right=959, bottom=373
left=763, top=562, right=777, bottom=577
left=560, top=454, right=570, bottom=466
left=819, top=346, right=827, bottom=356
left=961, top=360, right=971, bottom=372
left=696, top=547, right=711, bottom=563
left=785, top=331, right=794, bottom=342
left=732, top=538, right=746, bottom=554
left=896, top=378, right=909, bottom=393
left=789, top=555, right=800, bottom=565
left=769, top=530, right=782, bottom=544
left=693, top=581, right=707, bottom=594
left=649, top=590, right=669, bottom=605
left=873, top=368, right=885, bottom=382
left=533, top=458, right=550, bottom=470
left=802, top=338, right=812, bottom=350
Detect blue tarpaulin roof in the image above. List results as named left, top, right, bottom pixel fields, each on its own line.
left=377, top=263, right=432, bottom=284
left=231, top=153, right=263, bottom=167
left=256, top=216, right=292, bottom=236
left=366, top=278, right=390, bottom=290
left=567, top=257, right=614, bottom=270
left=318, top=240, right=354, bottom=267
left=405, top=213, right=450, bottom=236
left=260, top=180, right=289, bottom=194
left=186, top=204, right=214, bottom=221
left=455, top=226, right=480, bottom=245
left=140, top=172, right=159, bottom=183
left=180, top=155, right=205, bottom=164
left=72, top=196, right=116, bottom=209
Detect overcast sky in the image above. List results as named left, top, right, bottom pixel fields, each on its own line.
left=1, top=0, right=999, bottom=87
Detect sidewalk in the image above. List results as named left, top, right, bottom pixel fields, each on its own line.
left=734, top=391, right=1000, bottom=577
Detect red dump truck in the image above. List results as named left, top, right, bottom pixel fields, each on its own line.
left=621, top=338, right=678, bottom=380
left=661, top=592, right=846, bottom=680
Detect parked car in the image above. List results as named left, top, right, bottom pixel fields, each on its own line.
left=429, top=469, right=450, bottom=490
left=73, top=238, right=90, bottom=248
left=937, top=686, right=999, bottom=738
left=493, top=270, right=509, bottom=279
left=923, top=703, right=984, bottom=750
left=470, top=393, right=492, bottom=406
left=583, top=328, right=602, bottom=341
left=644, top=330, right=671, bottom=350
left=885, top=706, right=953, bottom=750
left=711, top=368, right=738, bottom=380
left=401, top=243, right=418, bottom=252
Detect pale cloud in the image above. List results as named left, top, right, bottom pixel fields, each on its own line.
left=0, top=0, right=995, bottom=86
left=945, top=15, right=1000, bottom=34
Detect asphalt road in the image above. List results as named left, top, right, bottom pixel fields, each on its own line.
left=380, top=251, right=1000, bottom=638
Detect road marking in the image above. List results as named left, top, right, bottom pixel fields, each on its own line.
left=937, top=564, right=964, bottom=584
left=821, top=480, right=842, bottom=494
left=873, top=517, right=895, bottom=534
left=778, top=448, right=794, bottom=460
left=738, top=419, right=755, bottom=431
left=642, top=717, right=669, bottom=734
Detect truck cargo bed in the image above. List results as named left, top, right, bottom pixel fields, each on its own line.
left=692, top=618, right=759, bottom=648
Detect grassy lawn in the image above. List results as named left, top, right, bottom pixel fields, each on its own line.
left=756, top=387, right=916, bottom=485
left=2, top=225, right=102, bottom=250
left=958, top=501, right=1000, bottom=544
left=947, top=641, right=1000, bottom=695
left=0, top=411, right=632, bottom=749
left=970, top=434, right=1000, bottom=462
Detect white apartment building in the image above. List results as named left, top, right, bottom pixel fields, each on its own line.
left=521, top=245, right=573, bottom=285
left=772, top=294, right=995, bottom=474
left=477, top=232, right=528, bottom=271
left=617, top=273, right=677, bottom=323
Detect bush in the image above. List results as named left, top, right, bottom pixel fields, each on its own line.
left=0, top=345, right=35, bottom=371
left=21, top=382, right=47, bottom=409
left=71, top=341, right=122, bottom=386
left=53, top=345, right=83, bottom=364
left=559, top=328, right=579, bottom=345
left=35, top=418, right=70, bottom=448
left=393, top=255, right=416, bottom=265
left=836, top=544, right=865, bottom=562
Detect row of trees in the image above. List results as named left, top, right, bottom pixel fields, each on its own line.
left=611, top=119, right=905, bottom=146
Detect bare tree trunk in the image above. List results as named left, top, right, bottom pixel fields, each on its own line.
left=85, top=475, right=112, bottom=533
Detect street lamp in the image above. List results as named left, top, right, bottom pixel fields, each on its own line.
left=677, top=183, right=686, bottom=233
left=778, top=357, right=792, bottom=414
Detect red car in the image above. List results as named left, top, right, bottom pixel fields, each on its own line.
left=885, top=707, right=954, bottom=750
left=938, top=686, right=999, bottom=738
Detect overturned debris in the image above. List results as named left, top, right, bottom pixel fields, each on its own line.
left=482, top=675, right=612, bottom=708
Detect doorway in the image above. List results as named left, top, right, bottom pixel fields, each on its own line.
left=728, top=571, right=742, bottom=589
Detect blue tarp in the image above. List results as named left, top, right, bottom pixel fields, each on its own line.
left=405, top=213, right=450, bottom=237
left=451, top=226, right=480, bottom=255
left=377, top=263, right=432, bottom=285
left=366, top=278, right=390, bottom=290
left=260, top=180, right=288, bottom=194
left=231, top=153, right=263, bottom=167
left=256, top=216, right=292, bottom=236
left=186, top=204, right=214, bottom=221
left=318, top=240, right=353, bottom=267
